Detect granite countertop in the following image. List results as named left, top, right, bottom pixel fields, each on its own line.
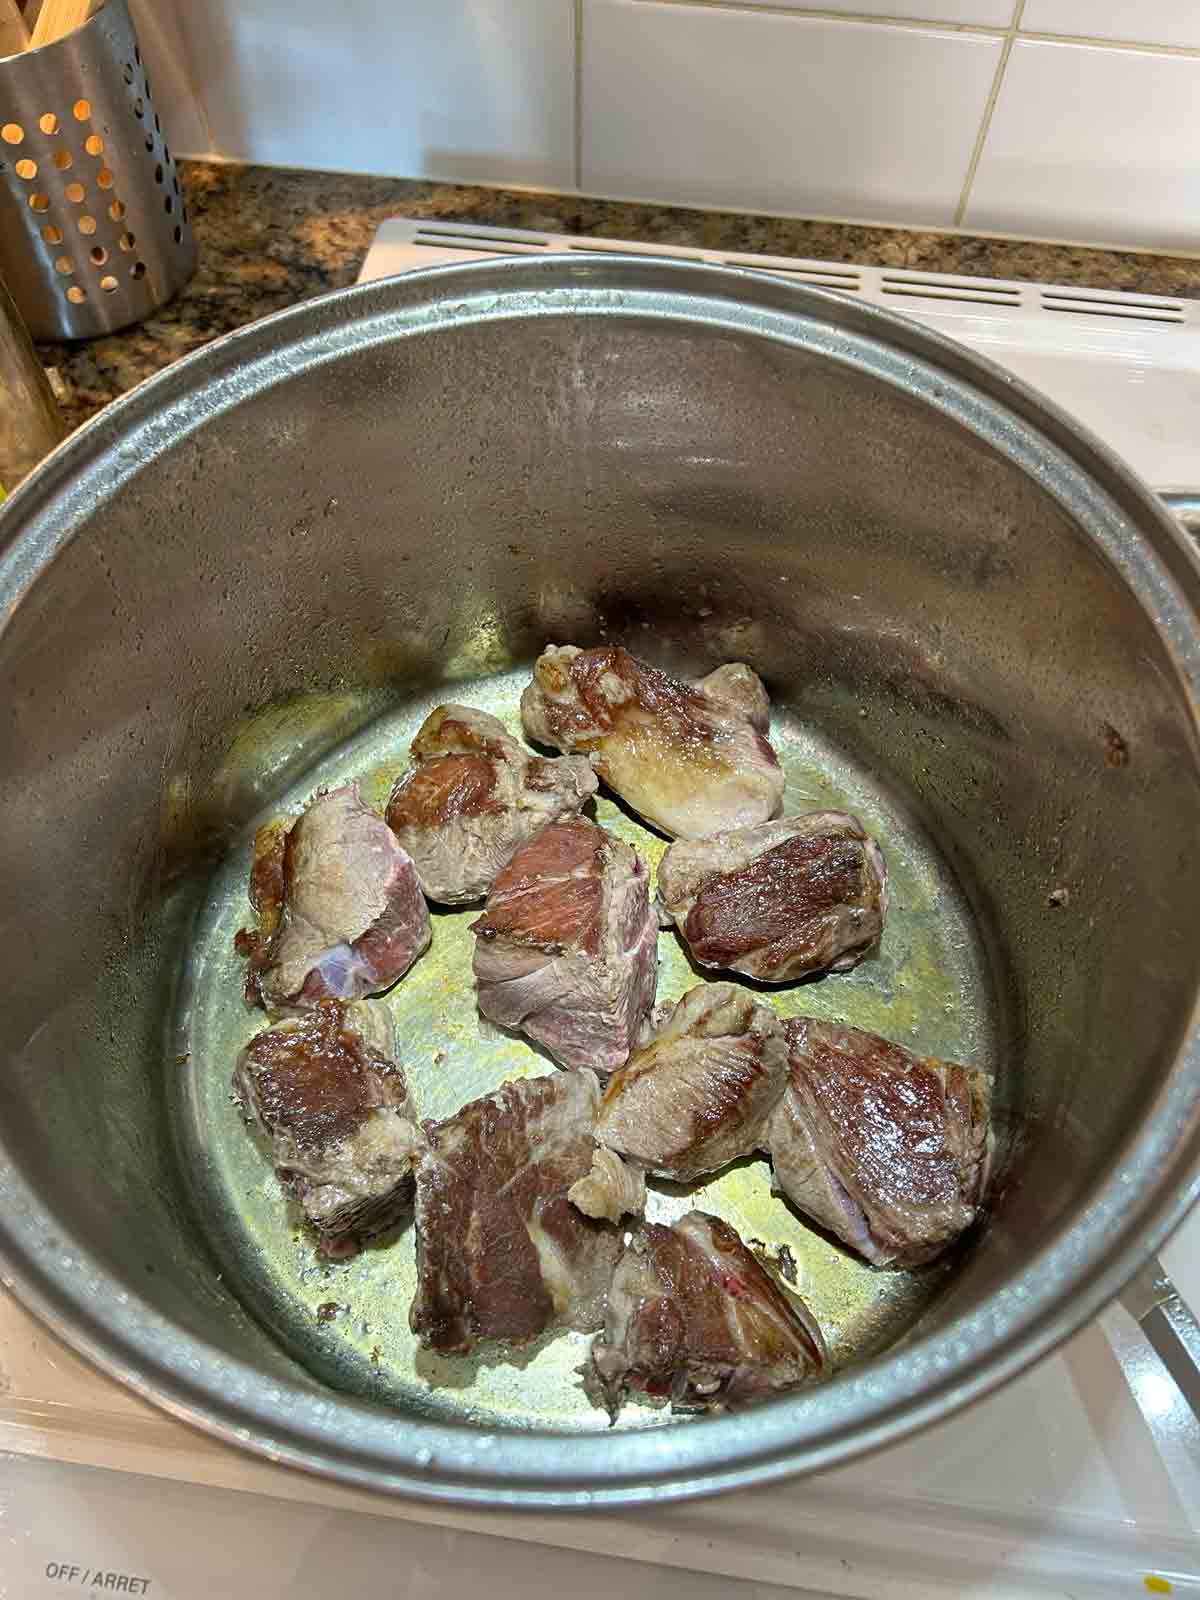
left=43, top=160, right=1200, bottom=433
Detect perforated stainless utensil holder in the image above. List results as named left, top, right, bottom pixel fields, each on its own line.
left=0, top=0, right=195, bottom=341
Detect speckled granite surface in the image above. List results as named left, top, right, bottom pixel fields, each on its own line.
left=40, top=160, right=1200, bottom=433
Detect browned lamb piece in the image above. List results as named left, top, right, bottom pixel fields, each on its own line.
left=656, top=812, right=887, bottom=983
left=385, top=704, right=597, bottom=904
left=520, top=645, right=784, bottom=839
left=767, top=1017, right=993, bottom=1268
left=470, top=816, right=658, bottom=1076
left=232, top=1001, right=421, bottom=1258
left=568, top=984, right=787, bottom=1222
left=410, top=1070, right=620, bottom=1355
left=236, top=784, right=430, bottom=1010
left=585, top=1211, right=827, bottom=1419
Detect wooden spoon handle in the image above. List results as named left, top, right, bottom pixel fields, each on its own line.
left=30, top=0, right=93, bottom=49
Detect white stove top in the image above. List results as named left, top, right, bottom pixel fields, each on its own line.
left=3, top=219, right=1199, bottom=1600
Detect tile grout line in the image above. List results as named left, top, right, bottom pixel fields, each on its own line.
left=633, top=0, right=1002, bottom=33
left=635, top=0, right=1200, bottom=55
left=574, top=0, right=585, bottom=192
left=1019, top=29, right=1200, bottom=57
left=954, top=0, right=1024, bottom=228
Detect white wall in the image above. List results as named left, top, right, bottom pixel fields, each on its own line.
left=127, top=0, right=207, bottom=157
left=168, top=0, right=575, bottom=190
left=156, top=0, right=1200, bottom=252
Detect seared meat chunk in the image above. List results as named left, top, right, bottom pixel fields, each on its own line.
left=470, top=816, right=658, bottom=1075
left=586, top=1211, right=826, bottom=1418
left=657, top=812, right=887, bottom=983
left=410, top=1070, right=619, bottom=1355
left=521, top=645, right=784, bottom=839
left=237, top=785, right=430, bottom=1010
left=385, top=704, right=597, bottom=904
left=569, top=985, right=786, bottom=1219
left=768, top=1017, right=993, bottom=1267
left=233, top=1001, right=421, bottom=1257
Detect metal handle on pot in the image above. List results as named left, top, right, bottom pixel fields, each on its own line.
left=1119, top=1256, right=1200, bottom=1421
left=1158, top=491, right=1200, bottom=541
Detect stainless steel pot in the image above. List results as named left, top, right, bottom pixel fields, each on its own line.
left=3, top=256, right=1200, bottom=1508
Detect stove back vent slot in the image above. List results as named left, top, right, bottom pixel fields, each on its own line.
left=1040, top=289, right=1185, bottom=325
left=881, top=272, right=1022, bottom=308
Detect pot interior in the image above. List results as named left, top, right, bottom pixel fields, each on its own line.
left=2, top=259, right=1199, bottom=1492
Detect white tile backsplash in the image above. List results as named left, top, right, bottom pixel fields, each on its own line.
left=148, top=0, right=1200, bottom=252
left=699, top=0, right=1014, bottom=24
left=173, top=0, right=575, bottom=189
left=127, top=0, right=207, bottom=159
left=966, top=38, right=1200, bottom=250
left=1021, top=1, right=1200, bottom=49
left=581, top=1, right=1001, bottom=225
